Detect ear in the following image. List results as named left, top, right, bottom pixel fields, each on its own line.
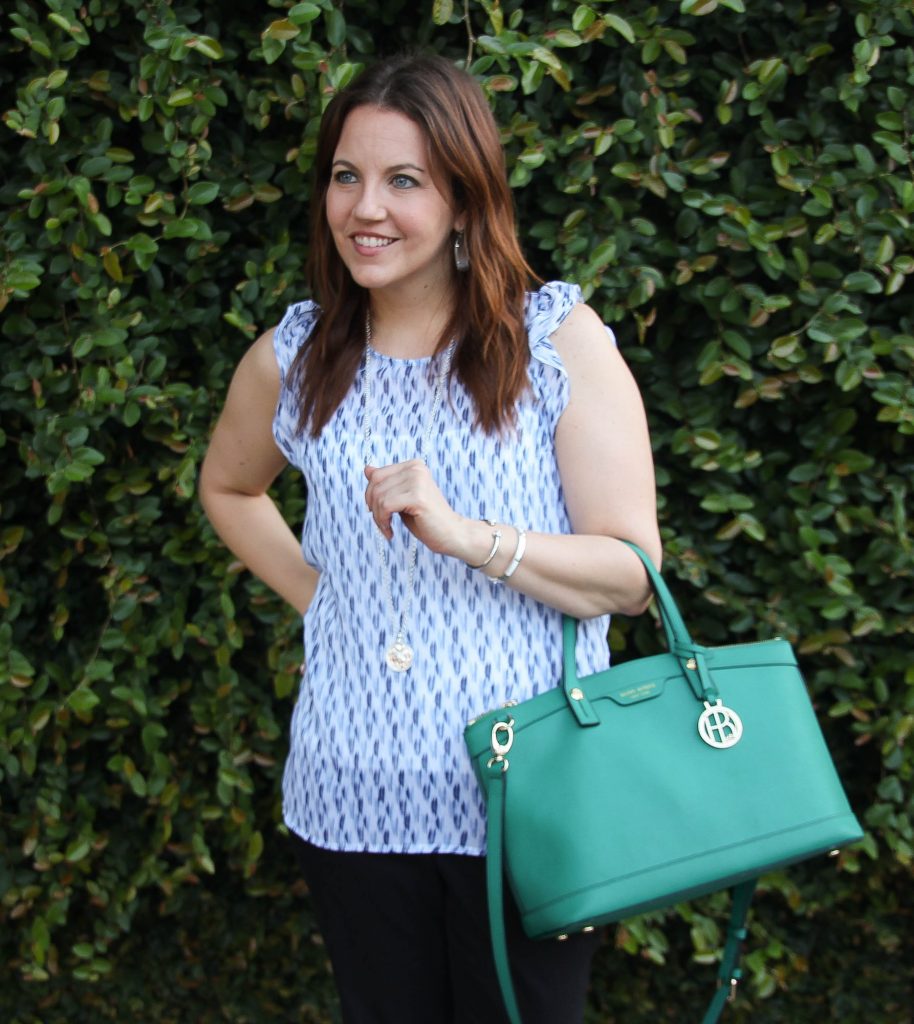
left=454, top=212, right=467, bottom=233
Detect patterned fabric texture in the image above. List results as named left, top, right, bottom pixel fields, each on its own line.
left=273, top=281, right=616, bottom=854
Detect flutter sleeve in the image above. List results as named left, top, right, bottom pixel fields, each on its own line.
left=271, top=300, right=320, bottom=464
left=524, top=280, right=617, bottom=434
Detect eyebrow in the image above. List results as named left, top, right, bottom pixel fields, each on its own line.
left=332, top=158, right=427, bottom=175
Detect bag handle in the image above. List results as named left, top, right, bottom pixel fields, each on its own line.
left=483, top=758, right=756, bottom=1024
left=622, top=541, right=695, bottom=650
left=563, top=542, right=721, bottom=708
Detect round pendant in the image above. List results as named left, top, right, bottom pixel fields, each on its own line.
left=385, top=640, right=414, bottom=672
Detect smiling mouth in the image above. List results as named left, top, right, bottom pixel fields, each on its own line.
left=354, top=235, right=396, bottom=248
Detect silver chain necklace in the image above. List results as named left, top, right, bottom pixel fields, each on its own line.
left=360, top=314, right=454, bottom=672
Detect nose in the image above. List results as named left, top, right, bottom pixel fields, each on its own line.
left=353, top=181, right=386, bottom=222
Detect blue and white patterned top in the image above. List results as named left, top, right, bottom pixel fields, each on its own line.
left=273, top=281, right=615, bottom=854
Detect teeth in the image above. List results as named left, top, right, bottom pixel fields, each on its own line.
left=355, top=235, right=394, bottom=248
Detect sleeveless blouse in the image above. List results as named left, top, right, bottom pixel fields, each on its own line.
left=273, top=281, right=615, bottom=855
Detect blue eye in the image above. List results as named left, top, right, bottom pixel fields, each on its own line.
left=333, top=169, right=357, bottom=185
left=391, top=174, right=418, bottom=189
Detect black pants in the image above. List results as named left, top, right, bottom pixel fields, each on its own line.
left=293, top=837, right=601, bottom=1024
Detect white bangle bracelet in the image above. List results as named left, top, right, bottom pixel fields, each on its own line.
left=494, top=527, right=527, bottom=584
left=466, top=518, right=502, bottom=570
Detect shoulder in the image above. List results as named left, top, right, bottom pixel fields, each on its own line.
left=551, top=301, right=644, bottom=436
left=550, top=302, right=619, bottom=379
left=224, top=327, right=281, bottom=411
left=244, top=327, right=280, bottom=382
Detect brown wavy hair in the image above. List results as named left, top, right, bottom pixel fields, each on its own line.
left=292, top=54, right=538, bottom=437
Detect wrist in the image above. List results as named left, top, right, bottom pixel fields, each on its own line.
left=461, top=517, right=502, bottom=570
left=459, top=518, right=528, bottom=584
left=491, top=527, right=527, bottom=583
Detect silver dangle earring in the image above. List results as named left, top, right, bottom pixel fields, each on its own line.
left=454, top=230, right=469, bottom=272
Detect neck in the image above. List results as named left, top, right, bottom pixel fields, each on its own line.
left=366, top=284, right=456, bottom=359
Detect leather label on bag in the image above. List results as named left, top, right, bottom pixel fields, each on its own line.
left=608, top=680, right=665, bottom=705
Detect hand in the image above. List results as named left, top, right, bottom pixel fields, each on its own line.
left=364, top=461, right=466, bottom=556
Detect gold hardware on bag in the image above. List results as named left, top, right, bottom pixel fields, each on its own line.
left=491, top=719, right=514, bottom=756
left=487, top=717, right=515, bottom=772
left=582, top=925, right=595, bottom=933
left=570, top=687, right=584, bottom=701
left=716, top=976, right=740, bottom=1003
left=687, top=657, right=697, bottom=670
left=828, top=848, right=841, bottom=857
left=556, top=934, right=568, bottom=942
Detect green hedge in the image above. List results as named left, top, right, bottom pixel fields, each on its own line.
left=1, top=0, right=912, bottom=1020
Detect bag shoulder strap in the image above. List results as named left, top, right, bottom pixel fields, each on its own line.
left=485, top=766, right=523, bottom=1024
left=702, top=878, right=757, bottom=1024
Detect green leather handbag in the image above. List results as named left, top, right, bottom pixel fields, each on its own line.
left=464, top=542, right=863, bottom=1024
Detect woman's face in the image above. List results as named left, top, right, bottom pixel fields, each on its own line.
left=326, top=105, right=464, bottom=300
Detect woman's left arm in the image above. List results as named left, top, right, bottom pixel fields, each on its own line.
left=483, top=301, right=661, bottom=617
left=365, top=303, right=661, bottom=619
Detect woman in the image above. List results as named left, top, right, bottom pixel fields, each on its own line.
left=200, top=54, right=660, bottom=1024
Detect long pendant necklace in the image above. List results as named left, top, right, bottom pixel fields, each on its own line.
left=360, top=314, right=454, bottom=672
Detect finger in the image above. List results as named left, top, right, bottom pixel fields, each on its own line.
left=365, top=473, right=395, bottom=540
left=364, top=464, right=376, bottom=513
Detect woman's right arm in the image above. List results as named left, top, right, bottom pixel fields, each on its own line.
left=199, top=328, right=318, bottom=616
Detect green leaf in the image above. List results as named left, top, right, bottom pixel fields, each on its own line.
left=31, top=917, right=50, bottom=963
left=663, top=39, right=688, bottom=64
left=142, top=723, right=168, bottom=753
left=432, top=0, right=454, bottom=25
left=325, top=8, right=346, bottom=47
left=167, top=88, right=195, bottom=107
left=186, top=35, right=224, bottom=60
left=605, top=13, right=636, bottom=44
left=68, top=688, right=100, bottom=714
left=4, top=268, right=42, bottom=292
left=853, top=143, right=876, bottom=173
left=874, top=234, right=895, bottom=265
left=163, top=218, right=211, bottom=239
left=551, top=29, right=582, bottom=48
left=126, top=232, right=158, bottom=255
left=65, top=837, right=92, bottom=863
left=693, top=429, right=721, bottom=450
left=263, top=19, right=300, bottom=41
left=843, top=270, right=882, bottom=293
left=886, top=86, right=907, bottom=110
left=289, top=2, right=321, bottom=23
left=611, top=162, right=641, bottom=181
left=188, top=181, right=220, bottom=205
left=572, top=5, right=596, bottom=31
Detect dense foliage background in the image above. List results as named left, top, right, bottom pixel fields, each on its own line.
left=2, top=0, right=912, bottom=1020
